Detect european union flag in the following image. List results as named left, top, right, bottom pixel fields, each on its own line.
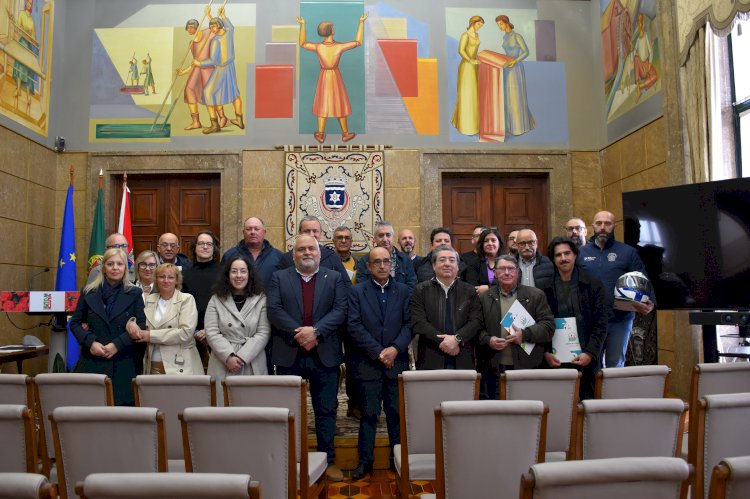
left=55, top=184, right=78, bottom=370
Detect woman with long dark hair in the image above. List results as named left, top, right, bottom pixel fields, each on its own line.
left=464, top=227, right=504, bottom=296
left=204, top=255, right=270, bottom=403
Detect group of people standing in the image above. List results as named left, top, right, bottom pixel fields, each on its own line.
left=68, top=210, right=651, bottom=482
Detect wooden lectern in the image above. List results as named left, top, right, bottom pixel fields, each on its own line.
left=477, top=50, right=513, bottom=143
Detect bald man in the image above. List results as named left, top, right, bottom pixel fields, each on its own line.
left=564, top=217, right=588, bottom=248
left=156, top=232, right=192, bottom=270
left=221, top=216, right=283, bottom=287
left=578, top=211, right=652, bottom=368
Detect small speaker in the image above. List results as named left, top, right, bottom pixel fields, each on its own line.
left=54, top=136, right=66, bottom=152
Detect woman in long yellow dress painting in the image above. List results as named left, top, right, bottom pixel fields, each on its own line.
left=297, top=12, right=368, bottom=144
left=451, top=15, right=484, bottom=136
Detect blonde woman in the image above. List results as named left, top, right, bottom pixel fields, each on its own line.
left=70, top=248, right=146, bottom=405
left=451, top=15, right=484, bottom=135
left=134, top=250, right=158, bottom=301
left=135, top=263, right=202, bottom=375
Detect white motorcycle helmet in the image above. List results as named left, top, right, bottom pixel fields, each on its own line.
left=614, top=271, right=654, bottom=311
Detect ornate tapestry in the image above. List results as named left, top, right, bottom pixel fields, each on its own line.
left=284, top=146, right=384, bottom=252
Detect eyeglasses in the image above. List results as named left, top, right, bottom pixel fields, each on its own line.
left=371, top=259, right=392, bottom=267
left=196, top=242, right=214, bottom=248
left=138, top=263, right=157, bottom=269
left=230, top=268, right=249, bottom=275
left=106, top=243, right=128, bottom=250
left=159, top=243, right=179, bottom=249
left=565, top=226, right=585, bottom=232
left=495, top=266, right=517, bottom=274
left=515, top=240, right=537, bottom=248
left=334, top=235, right=352, bottom=241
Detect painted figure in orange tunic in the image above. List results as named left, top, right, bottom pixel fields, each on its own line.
left=296, top=12, right=368, bottom=144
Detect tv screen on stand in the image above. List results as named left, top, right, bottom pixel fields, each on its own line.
left=622, top=177, right=750, bottom=311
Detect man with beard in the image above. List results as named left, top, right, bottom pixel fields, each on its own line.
left=515, top=229, right=553, bottom=289
left=507, top=230, right=519, bottom=256
left=333, top=225, right=358, bottom=283
left=541, top=237, right=607, bottom=400
left=579, top=211, right=653, bottom=368
left=397, top=228, right=419, bottom=262
left=564, top=217, right=588, bottom=249
left=266, top=234, right=348, bottom=481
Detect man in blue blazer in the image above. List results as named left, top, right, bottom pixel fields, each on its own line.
left=266, top=234, right=349, bottom=482
left=347, top=246, right=412, bottom=479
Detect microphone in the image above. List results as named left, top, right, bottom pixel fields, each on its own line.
left=28, top=267, right=50, bottom=291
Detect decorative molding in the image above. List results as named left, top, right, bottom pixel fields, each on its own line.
left=677, top=0, right=750, bottom=65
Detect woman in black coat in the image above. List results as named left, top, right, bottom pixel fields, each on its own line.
left=69, top=248, right=146, bottom=405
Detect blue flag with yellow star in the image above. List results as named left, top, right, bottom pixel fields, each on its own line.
left=55, top=184, right=78, bottom=370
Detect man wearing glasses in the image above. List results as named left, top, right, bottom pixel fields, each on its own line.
left=156, top=232, right=192, bottom=270
left=514, top=229, right=554, bottom=289
left=477, top=255, right=554, bottom=399
left=355, top=221, right=417, bottom=289
left=333, top=226, right=358, bottom=284
left=85, top=233, right=136, bottom=284
left=564, top=217, right=588, bottom=248
left=578, top=211, right=652, bottom=368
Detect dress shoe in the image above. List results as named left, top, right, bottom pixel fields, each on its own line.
left=325, top=463, right=344, bottom=482
left=351, top=463, right=373, bottom=481
left=346, top=405, right=362, bottom=420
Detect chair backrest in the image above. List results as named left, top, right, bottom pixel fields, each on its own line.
left=435, top=400, right=547, bottom=499
left=0, top=374, right=33, bottom=406
left=708, top=455, right=750, bottom=499
left=33, top=373, right=113, bottom=473
left=77, top=472, right=261, bottom=499
left=595, top=365, right=671, bottom=399
left=50, top=406, right=166, bottom=499
left=399, top=370, right=479, bottom=455
left=501, top=369, right=580, bottom=460
left=576, top=398, right=687, bottom=460
left=133, top=374, right=216, bottom=460
left=0, top=472, right=55, bottom=499
left=519, top=456, right=692, bottom=499
left=0, top=405, right=35, bottom=472
left=181, top=406, right=295, bottom=499
left=695, top=392, right=750, bottom=499
left=223, top=375, right=305, bottom=463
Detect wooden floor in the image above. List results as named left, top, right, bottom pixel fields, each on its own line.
left=327, top=468, right=435, bottom=499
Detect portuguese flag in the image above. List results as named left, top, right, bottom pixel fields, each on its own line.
left=87, top=173, right=106, bottom=273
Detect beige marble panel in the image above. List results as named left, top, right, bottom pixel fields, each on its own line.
left=0, top=128, right=31, bottom=179
left=385, top=188, right=420, bottom=227
left=54, top=154, right=89, bottom=191
left=621, top=172, right=647, bottom=193
left=656, top=311, right=675, bottom=353
left=0, top=263, right=28, bottom=289
left=645, top=162, right=670, bottom=190
left=570, top=151, right=601, bottom=190
left=264, top=226, right=286, bottom=252
left=0, top=172, right=29, bottom=223
left=600, top=142, right=621, bottom=187
left=644, top=118, right=667, bottom=168
left=245, top=188, right=285, bottom=227
left=26, top=224, right=56, bottom=268
left=385, top=150, right=421, bottom=188
left=602, top=181, right=623, bottom=220
left=620, top=127, right=647, bottom=178
left=243, top=150, right=285, bottom=189
left=0, top=218, right=28, bottom=265
left=572, top=187, right=602, bottom=224
left=27, top=183, right=56, bottom=228
left=658, top=310, right=702, bottom=400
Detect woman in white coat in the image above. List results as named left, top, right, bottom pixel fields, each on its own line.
left=137, top=263, right=203, bottom=375
left=205, top=255, right=270, bottom=403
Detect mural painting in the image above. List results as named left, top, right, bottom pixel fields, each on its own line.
left=0, top=0, right=54, bottom=136
left=601, top=0, right=661, bottom=123
left=446, top=7, right=568, bottom=145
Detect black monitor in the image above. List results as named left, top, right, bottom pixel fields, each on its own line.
left=622, top=177, right=750, bottom=311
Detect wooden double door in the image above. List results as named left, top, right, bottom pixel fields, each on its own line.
left=442, top=175, right=549, bottom=254
left=113, top=174, right=221, bottom=258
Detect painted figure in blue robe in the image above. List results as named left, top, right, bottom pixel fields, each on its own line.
left=496, top=15, right=535, bottom=136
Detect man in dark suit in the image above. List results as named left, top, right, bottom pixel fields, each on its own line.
left=347, top=246, right=412, bottom=479
left=266, top=234, right=348, bottom=482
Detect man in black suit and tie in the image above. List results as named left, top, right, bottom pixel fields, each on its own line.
left=347, top=246, right=412, bottom=479
left=266, top=234, right=349, bottom=482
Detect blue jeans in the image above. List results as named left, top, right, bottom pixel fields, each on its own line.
left=277, top=354, right=339, bottom=463
left=604, top=317, right=635, bottom=368
left=357, top=376, right=400, bottom=466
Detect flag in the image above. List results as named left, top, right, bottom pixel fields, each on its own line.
left=87, top=184, right=105, bottom=273
left=117, top=176, right=134, bottom=268
left=55, top=183, right=79, bottom=371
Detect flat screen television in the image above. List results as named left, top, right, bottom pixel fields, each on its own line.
left=622, top=177, right=750, bottom=311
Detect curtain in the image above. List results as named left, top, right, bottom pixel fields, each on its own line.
left=680, top=27, right=710, bottom=183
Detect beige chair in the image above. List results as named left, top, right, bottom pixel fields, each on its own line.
left=0, top=374, right=34, bottom=406
left=500, top=368, right=580, bottom=462
left=688, top=364, right=750, bottom=467
left=574, top=398, right=687, bottom=460
left=0, top=472, right=56, bottom=498
left=50, top=406, right=167, bottom=499
left=77, top=472, right=261, bottom=499
left=133, top=374, right=216, bottom=472
left=0, top=405, right=36, bottom=472
left=519, top=456, right=692, bottom=499
left=33, top=373, right=113, bottom=477
left=708, top=455, right=750, bottom=499
left=595, top=365, right=671, bottom=399
left=434, top=400, right=547, bottom=499
left=223, top=375, right=326, bottom=499
left=395, top=369, right=480, bottom=499
left=180, top=406, right=296, bottom=499
left=693, top=392, right=750, bottom=499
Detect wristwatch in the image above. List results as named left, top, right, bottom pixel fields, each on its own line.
left=454, top=333, right=464, bottom=345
